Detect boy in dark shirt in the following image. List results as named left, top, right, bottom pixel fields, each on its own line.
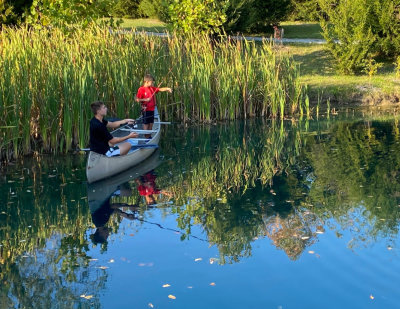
left=89, top=101, right=138, bottom=156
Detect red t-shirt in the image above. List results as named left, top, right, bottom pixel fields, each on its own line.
left=137, top=185, right=161, bottom=196
left=136, top=86, right=160, bottom=111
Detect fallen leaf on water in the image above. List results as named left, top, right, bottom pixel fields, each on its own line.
left=308, top=251, right=315, bottom=254
left=138, top=263, right=146, bottom=267
left=210, top=282, right=216, bottom=286
left=209, top=258, right=219, bottom=264
left=370, top=294, right=374, bottom=300
left=148, top=303, right=154, bottom=308
left=194, top=258, right=202, bottom=262
left=129, top=234, right=134, bottom=236
left=168, top=295, right=176, bottom=300
left=89, top=259, right=98, bottom=261
left=301, top=236, right=310, bottom=240
left=316, top=231, right=324, bottom=234
left=187, top=286, right=193, bottom=289
left=80, top=294, right=94, bottom=300
left=387, top=246, right=393, bottom=250
left=108, top=259, right=115, bottom=263
left=162, top=284, right=171, bottom=288
left=97, top=266, right=109, bottom=270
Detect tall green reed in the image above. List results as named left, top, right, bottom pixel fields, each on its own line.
left=0, top=26, right=305, bottom=160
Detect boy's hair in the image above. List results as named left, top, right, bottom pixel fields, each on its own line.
left=91, top=101, right=104, bottom=115
left=144, top=74, right=155, bottom=83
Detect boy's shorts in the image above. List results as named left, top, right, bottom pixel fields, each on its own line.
left=142, top=111, right=154, bottom=124
left=105, top=145, right=120, bottom=157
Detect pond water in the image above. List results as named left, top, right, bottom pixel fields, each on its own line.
left=2, top=111, right=400, bottom=308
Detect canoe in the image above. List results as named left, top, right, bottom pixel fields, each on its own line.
left=86, top=108, right=161, bottom=183
left=87, top=149, right=161, bottom=213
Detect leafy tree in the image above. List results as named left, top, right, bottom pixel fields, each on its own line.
left=288, top=0, right=320, bottom=21
left=318, top=0, right=377, bottom=74
left=318, top=0, right=400, bottom=74
left=24, top=0, right=117, bottom=29
left=112, top=0, right=141, bottom=18
left=222, top=0, right=291, bottom=33
left=0, top=0, right=33, bottom=25
left=167, top=0, right=226, bottom=33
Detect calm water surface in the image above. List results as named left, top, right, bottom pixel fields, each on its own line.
left=2, top=112, right=400, bottom=308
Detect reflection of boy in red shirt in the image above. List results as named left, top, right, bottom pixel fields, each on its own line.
left=135, top=171, right=171, bottom=205
left=135, top=74, right=172, bottom=137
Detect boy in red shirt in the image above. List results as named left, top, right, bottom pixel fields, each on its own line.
left=135, top=74, right=172, bottom=137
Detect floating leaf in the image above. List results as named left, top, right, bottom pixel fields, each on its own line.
left=387, top=246, right=393, bottom=250
left=194, top=258, right=202, bottom=262
left=162, top=284, right=171, bottom=288
left=209, top=258, right=219, bottom=264
left=187, top=286, right=193, bottom=289
left=108, top=259, right=115, bottom=263
left=168, top=295, right=176, bottom=299
left=370, top=294, right=374, bottom=300
left=148, top=303, right=154, bottom=308
left=210, top=282, right=216, bottom=286
left=97, top=266, right=109, bottom=270
left=301, top=236, right=310, bottom=240
left=80, top=294, right=94, bottom=300
left=308, top=251, right=315, bottom=254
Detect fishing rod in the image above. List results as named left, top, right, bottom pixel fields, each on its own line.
left=109, top=202, right=208, bottom=242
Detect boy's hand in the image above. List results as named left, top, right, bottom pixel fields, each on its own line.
left=129, top=132, right=139, bottom=138
left=166, top=88, right=172, bottom=93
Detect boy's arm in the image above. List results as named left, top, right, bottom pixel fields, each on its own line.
left=158, top=87, right=172, bottom=93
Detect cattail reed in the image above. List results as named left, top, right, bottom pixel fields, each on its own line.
left=0, top=26, right=305, bottom=160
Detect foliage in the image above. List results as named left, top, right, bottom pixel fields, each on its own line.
left=318, top=0, right=376, bottom=74
left=112, top=0, right=141, bottom=18
left=112, top=0, right=167, bottom=20
left=288, top=0, right=321, bottom=21
left=318, top=0, right=400, bottom=75
left=0, top=0, right=32, bottom=25
left=362, top=57, right=383, bottom=78
left=222, top=0, right=291, bottom=33
left=24, top=0, right=117, bottom=29
left=395, top=56, right=400, bottom=79
left=166, top=0, right=226, bottom=33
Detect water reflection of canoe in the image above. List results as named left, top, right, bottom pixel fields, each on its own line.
left=87, top=149, right=161, bottom=214
left=86, top=108, right=161, bottom=183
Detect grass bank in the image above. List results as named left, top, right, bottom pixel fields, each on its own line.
left=285, top=44, right=400, bottom=107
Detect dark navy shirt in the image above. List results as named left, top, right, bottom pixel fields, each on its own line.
left=90, top=117, right=113, bottom=155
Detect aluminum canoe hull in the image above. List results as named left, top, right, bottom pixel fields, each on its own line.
left=86, top=112, right=161, bottom=183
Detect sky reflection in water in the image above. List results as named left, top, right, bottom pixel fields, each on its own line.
left=1, top=114, right=400, bottom=308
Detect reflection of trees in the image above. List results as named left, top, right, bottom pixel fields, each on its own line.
left=159, top=117, right=400, bottom=262
left=0, top=156, right=105, bottom=307
left=300, top=119, right=400, bottom=245
left=158, top=120, right=307, bottom=263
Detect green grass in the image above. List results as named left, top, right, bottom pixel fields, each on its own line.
left=280, top=22, right=324, bottom=40
left=282, top=44, right=400, bottom=104
left=119, top=18, right=166, bottom=32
